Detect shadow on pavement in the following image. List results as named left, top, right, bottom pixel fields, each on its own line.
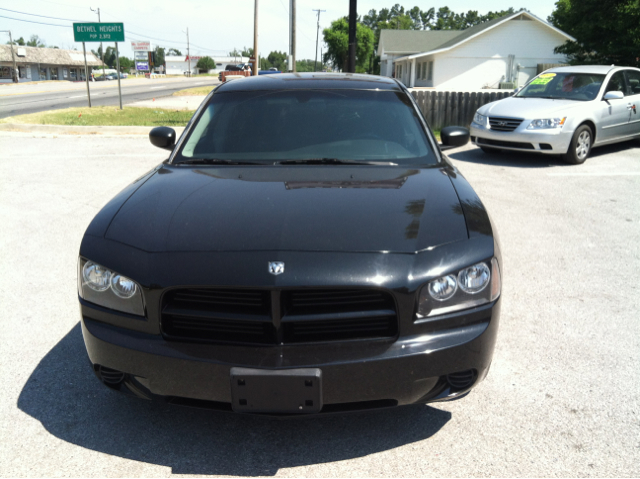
left=448, top=140, right=639, bottom=168
left=18, top=323, right=451, bottom=476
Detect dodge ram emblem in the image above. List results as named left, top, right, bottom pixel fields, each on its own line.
left=268, top=261, right=285, bottom=275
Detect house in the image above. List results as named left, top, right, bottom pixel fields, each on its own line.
left=378, top=10, right=574, bottom=90
left=165, top=56, right=250, bottom=76
left=0, top=45, right=103, bottom=83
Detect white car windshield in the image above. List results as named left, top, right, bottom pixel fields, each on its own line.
left=175, top=89, right=436, bottom=165
left=516, top=72, right=606, bottom=101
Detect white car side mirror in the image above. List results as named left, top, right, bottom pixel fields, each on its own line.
left=603, top=91, right=624, bottom=101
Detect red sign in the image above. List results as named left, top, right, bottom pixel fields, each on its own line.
left=185, top=56, right=203, bottom=61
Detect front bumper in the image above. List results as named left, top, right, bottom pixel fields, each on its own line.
left=470, top=121, right=573, bottom=154
left=81, top=299, right=500, bottom=414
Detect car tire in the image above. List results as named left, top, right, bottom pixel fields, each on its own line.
left=480, top=146, right=501, bottom=154
left=562, top=125, right=592, bottom=164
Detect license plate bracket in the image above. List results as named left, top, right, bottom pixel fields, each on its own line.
left=230, top=367, right=322, bottom=414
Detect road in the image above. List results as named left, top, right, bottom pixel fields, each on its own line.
left=0, top=133, right=638, bottom=477
left=0, top=77, right=218, bottom=119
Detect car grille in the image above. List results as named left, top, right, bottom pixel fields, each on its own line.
left=161, top=288, right=398, bottom=345
left=489, top=117, right=523, bottom=132
left=477, top=138, right=535, bottom=150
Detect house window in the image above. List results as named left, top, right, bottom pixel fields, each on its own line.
left=50, top=68, right=58, bottom=80
left=427, top=61, right=433, bottom=81
left=1, top=66, right=13, bottom=79
left=422, top=62, right=426, bottom=80
left=39, top=67, right=47, bottom=80
left=70, top=68, right=77, bottom=80
left=397, top=64, right=402, bottom=79
left=18, top=66, right=27, bottom=78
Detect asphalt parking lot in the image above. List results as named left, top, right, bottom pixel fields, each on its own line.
left=1, top=132, right=638, bottom=477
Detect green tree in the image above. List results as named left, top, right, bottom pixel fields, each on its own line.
left=241, top=47, right=254, bottom=58
left=167, top=48, right=182, bottom=56
left=27, top=35, right=45, bottom=47
left=7, top=36, right=26, bottom=46
left=267, top=50, right=287, bottom=71
left=323, top=17, right=375, bottom=72
left=548, top=0, right=639, bottom=67
left=154, top=46, right=165, bottom=67
left=118, top=56, right=133, bottom=71
left=104, top=46, right=117, bottom=68
left=196, top=56, right=216, bottom=71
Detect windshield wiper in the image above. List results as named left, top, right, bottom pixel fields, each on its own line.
left=174, top=158, right=265, bottom=166
left=278, top=158, right=397, bottom=166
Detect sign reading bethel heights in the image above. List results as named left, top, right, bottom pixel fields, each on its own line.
left=73, top=23, right=125, bottom=42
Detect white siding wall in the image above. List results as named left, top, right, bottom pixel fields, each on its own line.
left=433, top=18, right=568, bottom=90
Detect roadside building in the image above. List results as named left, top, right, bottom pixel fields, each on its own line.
left=0, top=45, right=103, bottom=83
left=165, top=55, right=250, bottom=75
left=379, top=10, right=573, bottom=90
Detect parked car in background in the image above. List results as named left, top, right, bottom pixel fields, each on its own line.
left=78, top=73, right=501, bottom=415
left=470, top=65, right=640, bottom=164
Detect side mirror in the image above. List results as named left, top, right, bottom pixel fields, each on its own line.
left=440, top=126, right=470, bottom=151
left=603, top=91, right=624, bottom=101
left=149, top=127, right=177, bottom=150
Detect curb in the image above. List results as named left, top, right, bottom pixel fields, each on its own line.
left=0, top=123, right=186, bottom=136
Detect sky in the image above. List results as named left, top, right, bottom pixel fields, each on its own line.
left=1, top=0, right=560, bottom=61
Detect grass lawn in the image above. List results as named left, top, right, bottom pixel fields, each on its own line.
left=1, top=106, right=193, bottom=127
left=173, top=86, right=214, bottom=96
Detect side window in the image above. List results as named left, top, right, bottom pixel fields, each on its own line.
left=604, top=72, right=626, bottom=95
left=625, top=70, right=640, bottom=96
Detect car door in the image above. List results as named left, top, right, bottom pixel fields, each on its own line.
left=623, top=69, right=640, bottom=137
left=597, top=71, right=631, bottom=143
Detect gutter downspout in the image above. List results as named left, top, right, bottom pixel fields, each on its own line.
left=410, top=58, right=416, bottom=88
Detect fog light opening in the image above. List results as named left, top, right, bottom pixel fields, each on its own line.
left=446, top=369, right=478, bottom=390
left=97, top=365, right=125, bottom=386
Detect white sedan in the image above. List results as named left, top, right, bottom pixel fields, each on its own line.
left=470, top=65, right=640, bottom=164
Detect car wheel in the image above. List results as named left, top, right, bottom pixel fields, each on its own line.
left=480, top=146, right=501, bottom=154
left=562, top=125, right=592, bottom=164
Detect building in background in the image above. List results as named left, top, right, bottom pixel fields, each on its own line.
left=165, top=55, right=250, bottom=75
left=379, top=11, right=573, bottom=90
left=0, top=45, right=103, bottom=83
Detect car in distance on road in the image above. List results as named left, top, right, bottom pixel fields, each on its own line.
left=470, top=65, right=640, bottom=164
left=78, top=73, right=502, bottom=415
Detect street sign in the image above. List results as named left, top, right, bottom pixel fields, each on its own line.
left=134, top=51, right=148, bottom=60
left=131, top=41, right=151, bottom=51
left=73, top=23, right=125, bottom=42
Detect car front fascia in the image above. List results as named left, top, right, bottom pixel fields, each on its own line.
left=79, top=233, right=500, bottom=410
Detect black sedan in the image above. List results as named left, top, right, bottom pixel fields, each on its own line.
left=78, top=73, right=502, bottom=415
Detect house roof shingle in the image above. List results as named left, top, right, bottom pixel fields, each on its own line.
left=378, top=11, right=575, bottom=59
left=0, top=45, right=103, bottom=66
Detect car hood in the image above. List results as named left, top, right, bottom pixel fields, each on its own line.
left=480, top=96, right=586, bottom=118
left=104, top=165, right=469, bottom=254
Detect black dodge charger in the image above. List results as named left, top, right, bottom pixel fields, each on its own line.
left=78, top=73, right=502, bottom=415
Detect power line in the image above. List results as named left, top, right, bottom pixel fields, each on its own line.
left=0, top=14, right=69, bottom=27
left=0, top=7, right=83, bottom=21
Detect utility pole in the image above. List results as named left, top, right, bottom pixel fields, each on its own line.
left=253, top=0, right=258, bottom=76
left=347, top=0, right=357, bottom=73
left=184, top=28, right=191, bottom=77
left=1, top=31, right=19, bottom=82
left=312, top=9, right=325, bottom=72
left=289, top=0, right=296, bottom=72
left=90, top=7, right=106, bottom=77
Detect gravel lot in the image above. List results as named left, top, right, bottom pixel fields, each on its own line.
left=1, top=132, right=638, bottom=477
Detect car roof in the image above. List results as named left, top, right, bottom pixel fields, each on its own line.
left=216, top=72, right=403, bottom=92
left=545, top=65, right=640, bottom=75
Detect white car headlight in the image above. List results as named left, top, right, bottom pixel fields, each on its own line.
left=417, top=259, right=501, bottom=319
left=473, top=112, right=488, bottom=127
left=527, top=117, right=566, bottom=129
left=78, top=259, right=145, bottom=316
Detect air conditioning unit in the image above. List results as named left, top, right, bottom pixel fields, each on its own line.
left=499, top=81, right=515, bottom=89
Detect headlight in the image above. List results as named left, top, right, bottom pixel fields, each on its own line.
left=417, top=259, right=501, bottom=319
left=473, top=112, right=488, bottom=127
left=526, top=117, right=566, bottom=129
left=78, top=259, right=144, bottom=316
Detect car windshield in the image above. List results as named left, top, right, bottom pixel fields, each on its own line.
left=175, top=89, right=436, bottom=164
left=516, top=72, right=606, bottom=101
